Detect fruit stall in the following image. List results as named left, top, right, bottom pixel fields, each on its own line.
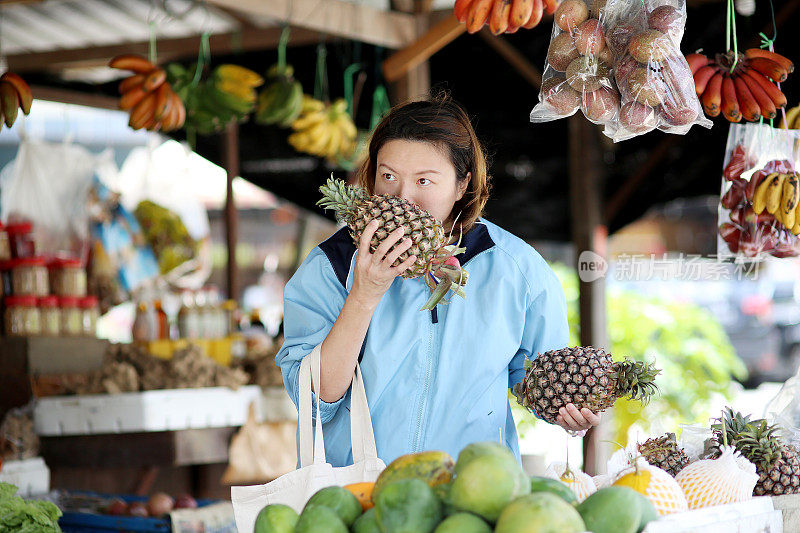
left=0, top=0, right=799, bottom=532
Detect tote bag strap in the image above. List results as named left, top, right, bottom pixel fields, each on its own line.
left=298, top=345, right=326, bottom=468
left=298, top=344, right=380, bottom=467
left=349, top=362, right=379, bottom=463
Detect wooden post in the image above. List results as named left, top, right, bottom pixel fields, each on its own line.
left=568, top=116, right=608, bottom=475
left=223, top=123, right=240, bottom=301
left=390, top=14, right=432, bottom=103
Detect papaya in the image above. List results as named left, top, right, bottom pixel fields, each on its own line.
left=529, top=476, right=578, bottom=505
left=434, top=512, right=492, bottom=533
left=449, top=453, right=530, bottom=523
left=352, top=507, right=380, bottom=533
left=295, top=504, right=348, bottom=533
left=372, top=451, right=454, bottom=503
left=345, top=482, right=375, bottom=511
left=495, top=493, right=586, bottom=533
left=253, top=504, right=298, bottom=533
left=577, top=487, right=643, bottom=533
left=374, top=479, right=442, bottom=533
left=304, top=486, right=362, bottom=527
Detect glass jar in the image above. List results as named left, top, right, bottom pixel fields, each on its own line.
left=39, top=296, right=60, bottom=336
left=6, top=222, right=36, bottom=259
left=79, top=296, right=99, bottom=337
left=11, top=258, right=48, bottom=296
left=177, top=292, right=199, bottom=340
left=51, top=258, right=87, bottom=297
left=132, top=302, right=152, bottom=342
left=0, top=224, right=10, bottom=262
left=5, top=296, right=41, bottom=336
left=59, top=297, right=83, bottom=336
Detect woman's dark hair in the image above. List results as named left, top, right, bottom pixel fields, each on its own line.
left=355, top=93, right=491, bottom=233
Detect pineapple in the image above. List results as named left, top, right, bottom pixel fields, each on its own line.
left=675, top=446, right=758, bottom=509
left=513, top=346, right=660, bottom=425
left=711, top=408, right=800, bottom=496
left=317, top=177, right=467, bottom=309
left=638, top=433, right=690, bottom=477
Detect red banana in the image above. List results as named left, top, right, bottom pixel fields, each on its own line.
left=702, top=72, right=723, bottom=117
left=746, top=57, right=788, bottom=83
left=721, top=75, right=741, bottom=122
left=738, top=72, right=776, bottom=119
left=694, top=65, right=718, bottom=95
left=686, top=53, right=709, bottom=76
left=744, top=48, right=793, bottom=74
left=733, top=75, right=760, bottom=122
left=742, top=69, right=787, bottom=108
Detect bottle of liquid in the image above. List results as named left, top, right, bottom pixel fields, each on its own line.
left=132, top=302, right=152, bottom=342
left=177, top=291, right=199, bottom=340
left=153, top=299, right=169, bottom=340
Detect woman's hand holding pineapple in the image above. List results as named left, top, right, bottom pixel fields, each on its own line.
left=350, top=220, right=416, bottom=309
left=557, top=404, right=602, bottom=437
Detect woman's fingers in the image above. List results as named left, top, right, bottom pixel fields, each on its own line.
left=383, top=237, right=413, bottom=267
left=564, top=404, right=588, bottom=428
left=373, top=227, right=406, bottom=262
left=581, top=407, right=602, bottom=426
left=358, top=220, right=379, bottom=254
left=393, top=253, right=418, bottom=275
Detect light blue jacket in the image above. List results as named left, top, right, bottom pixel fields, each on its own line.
left=276, top=219, right=569, bottom=467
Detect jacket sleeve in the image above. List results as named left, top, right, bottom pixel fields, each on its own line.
left=508, top=263, right=570, bottom=397
left=275, top=248, right=350, bottom=424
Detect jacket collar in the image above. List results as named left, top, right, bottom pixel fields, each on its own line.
left=454, top=221, right=495, bottom=266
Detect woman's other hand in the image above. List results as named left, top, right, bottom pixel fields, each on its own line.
left=350, top=220, right=417, bottom=308
left=556, top=404, right=602, bottom=437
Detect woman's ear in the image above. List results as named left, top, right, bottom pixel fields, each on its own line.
left=457, top=172, right=471, bottom=200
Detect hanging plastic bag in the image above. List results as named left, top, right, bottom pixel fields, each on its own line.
left=110, top=140, right=212, bottom=289
left=717, top=123, right=800, bottom=259
left=601, top=0, right=711, bottom=141
left=530, top=0, right=621, bottom=128
left=0, top=135, right=117, bottom=257
left=764, top=365, right=800, bottom=447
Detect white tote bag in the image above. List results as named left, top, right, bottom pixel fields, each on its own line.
left=231, top=345, right=385, bottom=532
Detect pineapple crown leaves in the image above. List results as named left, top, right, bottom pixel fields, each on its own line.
left=711, top=407, right=784, bottom=469
left=317, top=176, right=368, bottom=224
left=613, top=359, right=661, bottom=404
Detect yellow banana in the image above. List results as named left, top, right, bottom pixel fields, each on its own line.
left=766, top=173, right=787, bottom=214
left=307, top=124, right=333, bottom=156
left=324, top=126, right=342, bottom=160
left=301, top=95, right=325, bottom=113
left=335, top=114, right=357, bottom=139
left=753, top=173, right=775, bottom=214
left=781, top=104, right=800, bottom=129
left=291, top=110, right=327, bottom=131
left=781, top=172, right=799, bottom=229
left=331, top=98, right=348, bottom=115
left=794, top=197, right=800, bottom=235
left=288, top=131, right=311, bottom=151
left=215, top=64, right=264, bottom=88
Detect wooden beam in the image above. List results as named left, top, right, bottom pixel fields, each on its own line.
left=30, top=85, right=119, bottom=110
left=383, top=14, right=465, bottom=82
left=477, top=29, right=542, bottom=89
left=568, top=117, right=607, bottom=476
left=390, top=15, right=431, bottom=104
left=206, top=0, right=417, bottom=49
left=7, top=26, right=323, bottom=73
left=223, top=123, right=240, bottom=301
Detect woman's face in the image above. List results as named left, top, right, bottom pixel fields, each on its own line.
left=374, top=139, right=468, bottom=225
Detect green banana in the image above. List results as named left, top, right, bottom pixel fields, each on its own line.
left=276, top=82, right=304, bottom=127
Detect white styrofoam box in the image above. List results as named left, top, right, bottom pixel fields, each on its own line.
left=0, top=457, right=50, bottom=496
left=33, top=386, right=262, bottom=436
left=644, top=497, right=782, bottom=533
left=260, top=386, right=297, bottom=423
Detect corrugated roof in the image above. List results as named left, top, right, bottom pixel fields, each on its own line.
left=0, top=0, right=238, bottom=55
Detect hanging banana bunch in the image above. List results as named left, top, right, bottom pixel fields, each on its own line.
left=0, top=72, right=32, bottom=128
left=255, top=63, right=303, bottom=127
left=288, top=97, right=358, bottom=163
left=168, top=62, right=263, bottom=135
left=109, top=54, right=185, bottom=132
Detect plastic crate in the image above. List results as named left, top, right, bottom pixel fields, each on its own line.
left=34, top=386, right=262, bottom=436
left=58, top=492, right=234, bottom=533
left=643, top=497, right=782, bottom=533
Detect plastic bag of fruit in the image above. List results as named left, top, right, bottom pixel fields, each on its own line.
left=717, top=123, right=800, bottom=260
left=600, top=0, right=711, bottom=140
left=530, top=0, right=621, bottom=127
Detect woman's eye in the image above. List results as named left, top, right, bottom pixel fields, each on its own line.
left=418, top=178, right=431, bottom=186
left=382, top=173, right=396, bottom=181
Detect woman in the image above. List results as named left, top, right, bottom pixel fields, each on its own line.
left=276, top=95, right=600, bottom=467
